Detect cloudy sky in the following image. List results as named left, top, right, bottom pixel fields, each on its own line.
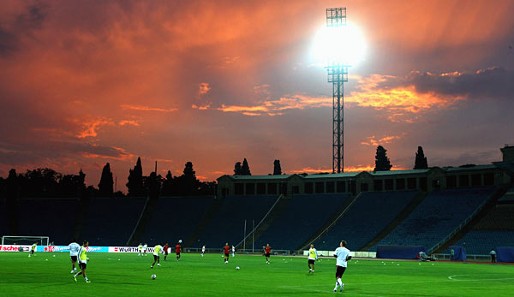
left=1, top=0, right=513, bottom=191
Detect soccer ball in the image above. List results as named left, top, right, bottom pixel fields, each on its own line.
left=235, top=266, right=240, bottom=270
left=151, top=274, right=157, bottom=280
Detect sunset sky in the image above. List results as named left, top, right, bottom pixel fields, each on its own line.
left=1, top=0, right=513, bottom=192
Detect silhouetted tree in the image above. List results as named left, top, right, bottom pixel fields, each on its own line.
left=173, top=161, right=201, bottom=196
left=59, top=170, right=86, bottom=197
left=144, top=171, right=162, bottom=200
left=77, top=169, right=87, bottom=197
left=414, top=146, right=429, bottom=169
left=4, top=169, right=19, bottom=233
left=98, top=163, right=114, bottom=197
left=234, top=162, right=242, bottom=175
left=273, top=160, right=282, bottom=175
left=161, top=170, right=174, bottom=196
left=241, top=158, right=251, bottom=175
left=2, top=169, right=19, bottom=199
left=197, top=181, right=217, bottom=196
left=21, top=168, right=61, bottom=197
left=127, top=157, right=145, bottom=196
left=374, top=145, right=392, bottom=171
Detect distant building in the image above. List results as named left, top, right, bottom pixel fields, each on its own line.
left=217, top=146, right=513, bottom=197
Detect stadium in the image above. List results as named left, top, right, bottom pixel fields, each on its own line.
left=1, top=145, right=513, bottom=296
left=2, top=145, right=514, bottom=259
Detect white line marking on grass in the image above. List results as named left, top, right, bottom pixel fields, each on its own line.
left=279, top=285, right=380, bottom=296
left=447, top=275, right=514, bottom=282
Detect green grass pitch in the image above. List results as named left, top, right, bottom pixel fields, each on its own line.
left=1, top=252, right=513, bottom=296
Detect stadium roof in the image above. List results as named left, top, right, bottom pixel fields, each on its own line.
left=217, top=165, right=504, bottom=182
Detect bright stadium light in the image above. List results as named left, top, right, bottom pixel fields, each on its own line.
left=311, top=21, right=367, bottom=67
left=310, top=7, right=367, bottom=173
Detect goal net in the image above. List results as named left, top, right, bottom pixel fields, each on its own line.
left=1, top=235, right=50, bottom=246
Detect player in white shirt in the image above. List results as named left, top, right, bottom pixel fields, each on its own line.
left=333, top=240, right=351, bottom=292
left=69, top=240, right=81, bottom=273
left=232, top=245, right=236, bottom=257
left=201, top=245, right=206, bottom=257
left=143, top=243, right=148, bottom=256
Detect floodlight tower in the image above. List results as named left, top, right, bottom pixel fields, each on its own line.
left=326, top=7, right=348, bottom=173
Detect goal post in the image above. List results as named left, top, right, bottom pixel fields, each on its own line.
left=1, top=235, right=50, bottom=246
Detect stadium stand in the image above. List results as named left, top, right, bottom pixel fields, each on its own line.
left=254, top=193, right=352, bottom=250
left=80, top=197, right=146, bottom=246
left=313, top=191, right=419, bottom=251
left=454, top=204, right=514, bottom=254
left=454, top=230, right=514, bottom=255
left=15, top=198, right=79, bottom=244
left=370, top=187, right=497, bottom=252
left=194, top=195, right=279, bottom=248
left=138, top=196, right=215, bottom=246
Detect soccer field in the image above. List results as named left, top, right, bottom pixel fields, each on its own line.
left=1, top=252, right=513, bottom=296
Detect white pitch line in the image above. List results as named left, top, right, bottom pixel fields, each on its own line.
left=447, top=275, right=514, bottom=282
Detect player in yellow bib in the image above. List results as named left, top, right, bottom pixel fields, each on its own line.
left=29, top=242, right=37, bottom=258
left=73, top=241, right=91, bottom=283
left=151, top=244, right=163, bottom=268
left=307, top=244, right=318, bottom=273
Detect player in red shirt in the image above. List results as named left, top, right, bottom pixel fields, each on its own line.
left=264, top=243, right=272, bottom=264
left=163, top=242, right=169, bottom=261
left=175, top=240, right=182, bottom=261
left=223, top=243, right=230, bottom=264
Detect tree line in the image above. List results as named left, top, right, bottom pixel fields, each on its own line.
left=0, top=158, right=216, bottom=199
left=0, top=145, right=429, bottom=199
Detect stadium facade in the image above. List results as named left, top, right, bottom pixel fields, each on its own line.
left=217, top=146, right=514, bottom=198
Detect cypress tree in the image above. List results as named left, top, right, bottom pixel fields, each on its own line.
left=374, top=145, right=393, bottom=171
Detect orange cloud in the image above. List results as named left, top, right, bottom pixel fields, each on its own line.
left=345, top=165, right=375, bottom=172
left=348, top=74, right=466, bottom=122
left=121, top=104, right=178, bottom=113
left=197, top=94, right=330, bottom=116
left=77, top=119, right=115, bottom=139
left=81, top=146, right=135, bottom=161
left=194, top=71, right=466, bottom=120
left=289, top=166, right=332, bottom=175
left=360, top=135, right=403, bottom=147
left=289, top=164, right=379, bottom=174
left=119, top=120, right=141, bottom=127
left=191, top=104, right=211, bottom=111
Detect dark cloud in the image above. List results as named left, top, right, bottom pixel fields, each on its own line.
left=407, top=67, right=514, bottom=100
left=0, top=2, right=47, bottom=56
left=0, top=29, right=18, bottom=56
left=0, top=140, right=131, bottom=167
left=20, top=3, right=47, bottom=29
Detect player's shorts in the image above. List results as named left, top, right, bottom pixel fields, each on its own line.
left=265, top=253, right=271, bottom=257
left=79, top=262, right=87, bottom=270
left=70, top=255, right=78, bottom=262
left=308, top=259, right=315, bottom=265
left=224, top=252, right=230, bottom=257
left=335, top=265, right=346, bottom=278
left=176, top=252, right=181, bottom=255
left=153, top=254, right=159, bottom=261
